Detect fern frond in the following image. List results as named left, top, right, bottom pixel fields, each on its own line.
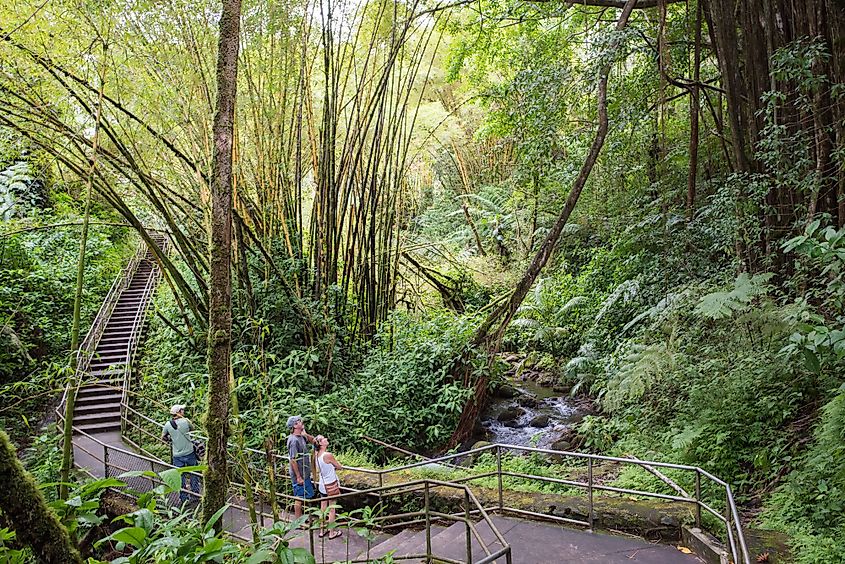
left=695, top=273, right=773, bottom=320
left=603, top=342, right=679, bottom=412
left=595, top=280, right=640, bottom=323
left=558, top=296, right=586, bottom=315
left=512, top=318, right=540, bottom=329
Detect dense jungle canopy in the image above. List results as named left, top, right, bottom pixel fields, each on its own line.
left=0, top=0, right=844, bottom=561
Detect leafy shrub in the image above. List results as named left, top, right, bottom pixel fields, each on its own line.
left=323, top=310, right=480, bottom=453
left=0, top=217, right=132, bottom=440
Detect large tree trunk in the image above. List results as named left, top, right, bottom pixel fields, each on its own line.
left=0, top=430, right=82, bottom=563
left=449, top=0, right=640, bottom=446
left=203, top=0, right=242, bottom=530
left=703, top=0, right=845, bottom=265
left=686, top=0, right=702, bottom=220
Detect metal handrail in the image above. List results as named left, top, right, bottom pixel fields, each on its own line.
left=56, top=236, right=149, bottom=419
left=120, top=402, right=750, bottom=563
left=378, top=443, right=749, bottom=563
left=62, top=423, right=513, bottom=563
left=59, top=232, right=746, bottom=562
left=118, top=237, right=164, bottom=429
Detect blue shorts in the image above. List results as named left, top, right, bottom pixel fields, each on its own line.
left=292, top=478, right=314, bottom=499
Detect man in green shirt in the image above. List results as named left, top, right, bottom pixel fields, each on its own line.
left=161, top=404, right=200, bottom=504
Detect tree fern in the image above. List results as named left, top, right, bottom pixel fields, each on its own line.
left=595, top=279, right=640, bottom=323
left=603, top=341, right=679, bottom=412
left=620, top=290, right=689, bottom=335
left=695, top=273, right=773, bottom=320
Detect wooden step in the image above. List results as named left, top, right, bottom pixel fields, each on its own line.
left=96, top=342, right=130, bottom=351
left=103, top=323, right=138, bottom=330
left=90, top=356, right=127, bottom=365
left=88, top=365, right=126, bottom=375
left=104, top=322, right=138, bottom=329
left=97, top=334, right=132, bottom=342
left=95, top=342, right=131, bottom=350
left=113, top=305, right=143, bottom=312
left=93, top=345, right=131, bottom=353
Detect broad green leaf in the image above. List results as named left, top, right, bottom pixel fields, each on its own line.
left=803, top=349, right=821, bottom=374
left=109, top=527, right=147, bottom=548
left=246, top=549, right=275, bottom=564
left=159, top=468, right=183, bottom=492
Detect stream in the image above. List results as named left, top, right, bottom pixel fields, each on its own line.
left=478, top=378, right=587, bottom=449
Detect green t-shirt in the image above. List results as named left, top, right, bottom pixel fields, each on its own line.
left=162, top=417, right=194, bottom=458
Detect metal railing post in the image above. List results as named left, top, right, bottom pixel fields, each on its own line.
left=424, top=482, right=432, bottom=561
left=587, top=458, right=594, bottom=531
left=464, top=488, right=472, bottom=563
left=103, top=444, right=109, bottom=478
left=496, top=446, right=503, bottom=512
left=725, top=488, right=730, bottom=534
left=695, top=470, right=702, bottom=529
left=725, top=488, right=737, bottom=562
left=308, top=513, right=315, bottom=555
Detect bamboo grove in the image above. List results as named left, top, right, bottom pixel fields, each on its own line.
left=0, top=0, right=443, bottom=348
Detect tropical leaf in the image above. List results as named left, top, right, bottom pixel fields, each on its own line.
left=695, top=273, right=773, bottom=320
left=595, top=280, right=640, bottom=323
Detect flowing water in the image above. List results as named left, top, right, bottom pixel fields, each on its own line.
left=479, top=379, right=585, bottom=449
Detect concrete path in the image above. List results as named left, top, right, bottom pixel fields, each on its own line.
left=279, top=514, right=703, bottom=563
left=474, top=515, right=701, bottom=563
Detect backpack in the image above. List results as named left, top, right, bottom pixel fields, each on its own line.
left=169, top=419, right=206, bottom=459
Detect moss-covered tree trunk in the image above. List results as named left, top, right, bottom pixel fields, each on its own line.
left=0, top=430, right=81, bottom=563
left=202, top=0, right=242, bottom=530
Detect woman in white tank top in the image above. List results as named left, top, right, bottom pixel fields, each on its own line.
left=315, top=435, right=343, bottom=539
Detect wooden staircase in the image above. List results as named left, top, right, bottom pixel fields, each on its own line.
left=72, top=236, right=164, bottom=435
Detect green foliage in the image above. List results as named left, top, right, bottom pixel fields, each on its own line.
left=47, top=477, right=122, bottom=540
left=0, top=161, right=48, bottom=219
left=694, top=273, right=773, bottom=320
left=0, top=528, right=26, bottom=564
left=576, top=415, right=629, bottom=453
left=22, top=427, right=67, bottom=497
left=140, top=300, right=479, bottom=456
left=0, top=212, right=131, bottom=440
left=602, top=341, right=680, bottom=412
left=321, top=310, right=481, bottom=452
left=781, top=221, right=845, bottom=374
left=762, top=389, right=845, bottom=559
